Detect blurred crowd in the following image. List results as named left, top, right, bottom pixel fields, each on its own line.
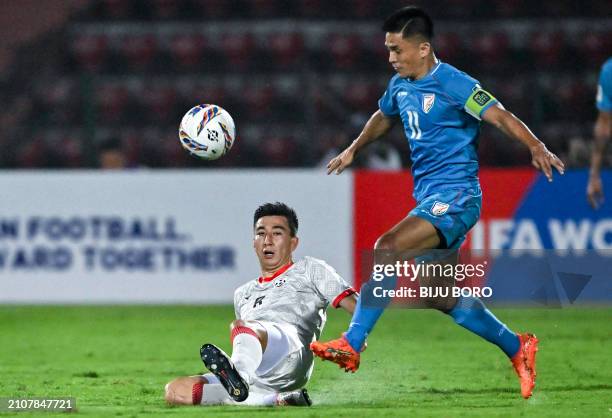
left=0, top=0, right=610, bottom=169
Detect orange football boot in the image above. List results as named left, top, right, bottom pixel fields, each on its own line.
left=511, top=333, right=539, bottom=399
left=310, top=336, right=360, bottom=372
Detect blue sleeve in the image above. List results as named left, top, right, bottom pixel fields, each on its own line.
left=378, top=77, right=399, bottom=116
left=596, top=58, right=612, bottom=112
left=436, top=69, right=498, bottom=120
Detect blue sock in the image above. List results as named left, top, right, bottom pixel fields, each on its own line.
left=345, top=274, right=396, bottom=352
left=447, top=296, right=520, bottom=358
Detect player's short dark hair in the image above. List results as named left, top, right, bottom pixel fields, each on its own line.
left=253, top=202, right=298, bottom=237
left=382, top=6, right=434, bottom=41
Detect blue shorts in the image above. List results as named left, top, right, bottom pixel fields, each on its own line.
left=409, top=187, right=482, bottom=250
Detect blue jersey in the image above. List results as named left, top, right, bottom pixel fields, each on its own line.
left=596, top=57, right=612, bottom=112
left=379, top=61, right=497, bottom=201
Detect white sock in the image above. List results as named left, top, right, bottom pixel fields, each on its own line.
left=240, top=392, right=277, bottom=406
left=230, top=328, right=263, bottom=384
left=197, top=383, right=276, bottom=407
left=199, top=383, right=232, bottom=405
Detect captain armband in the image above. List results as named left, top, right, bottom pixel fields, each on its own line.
left=464, top=88, right=497, bottom=120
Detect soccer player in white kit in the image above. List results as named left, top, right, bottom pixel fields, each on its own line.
left=164, top=202, right=357, bottom=407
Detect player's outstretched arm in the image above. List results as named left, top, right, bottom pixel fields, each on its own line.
left=482, top=103, right=565, bottom=182
left=327, top=110, right=396, bottom=175
left=587, top=111, right=611, bottom=209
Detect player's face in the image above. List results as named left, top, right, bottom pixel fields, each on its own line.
left=253, top=215, right=298, bottom=274
left=385, top=32, right=430, bottom=79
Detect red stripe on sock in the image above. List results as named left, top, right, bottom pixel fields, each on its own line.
left=231, top=325, right=258, bottom=344
left=192, top=381, right=203, bottom=405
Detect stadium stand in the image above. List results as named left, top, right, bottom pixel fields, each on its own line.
left=0, top=0, right=610, bottom=168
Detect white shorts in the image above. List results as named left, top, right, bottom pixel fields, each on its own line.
left=204, top=321, right=312, bottom=393
left=253, top=321, right=312, bottom=392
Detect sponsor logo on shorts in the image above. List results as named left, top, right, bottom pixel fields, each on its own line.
left=431, top=201, right=450, bottom=216
left=422, top=93, right=435, bottom=113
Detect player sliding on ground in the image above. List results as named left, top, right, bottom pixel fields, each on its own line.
left=311, top=6, right=565, bottom=399
left=165, top=202, right=357, bottom=407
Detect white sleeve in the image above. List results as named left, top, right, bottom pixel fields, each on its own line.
left=233, top=288, right=242, bottom=320
left=308, top=258, right=356, bottom=308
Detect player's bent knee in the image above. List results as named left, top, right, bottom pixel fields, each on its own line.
left=164, top=380, right=181, bottom=405
left=164, top=379, right=187, bottom=405
left=230, top=319, right=245, bottom=330
left=230, top=319, right=268, bottom=350
left=164, top=377, right=204, bottom=405
left=230, top=319, right=266, bottom=335
left=374, top=233, right=397, bottom=252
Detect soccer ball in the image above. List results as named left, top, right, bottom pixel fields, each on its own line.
left=178, top=104, right=236, bottom=160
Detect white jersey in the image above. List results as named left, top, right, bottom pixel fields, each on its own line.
left=234, top=256, right=355, bottom=350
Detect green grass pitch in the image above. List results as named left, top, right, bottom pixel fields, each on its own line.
left=1, top=306, right=611, bottom=417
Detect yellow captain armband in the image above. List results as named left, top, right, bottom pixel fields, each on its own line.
left=464, top=87, right=497, bottom=120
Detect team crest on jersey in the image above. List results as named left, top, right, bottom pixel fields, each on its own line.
left=431, top=201, right=450, bottom=216
left=422, top=94, right=435, bottom=113
left=274, top=278, right=286, bottom=287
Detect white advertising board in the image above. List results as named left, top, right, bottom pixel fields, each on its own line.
left=0, top=170, right=352, bottom=303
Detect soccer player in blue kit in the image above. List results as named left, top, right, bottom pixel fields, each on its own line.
left=310, top=6, right=565, bottom=399
left=587, top=57, right=611, bottom=209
